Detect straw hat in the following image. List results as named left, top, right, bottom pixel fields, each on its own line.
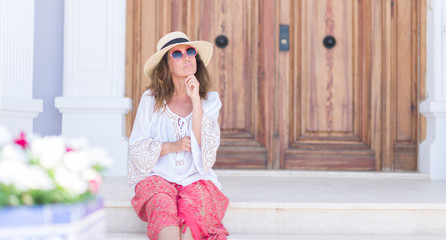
left=143, top=31, right=213, bottom=77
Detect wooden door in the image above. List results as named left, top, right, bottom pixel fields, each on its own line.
left=125, top=0, right=425, bottom=171
left=279, top=0, right=425, bottom=171
left=283, top=0, right=375, bottom=170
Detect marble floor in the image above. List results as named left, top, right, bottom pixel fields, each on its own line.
left=107, top=232, right=446, bottom=240
left=101, top=170, right=446, bottom=206
left=102, top=170, right=446, bottom=239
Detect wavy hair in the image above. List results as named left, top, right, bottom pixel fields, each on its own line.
left=147, top=53, right=211, bottom=112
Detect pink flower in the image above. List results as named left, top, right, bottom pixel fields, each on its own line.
left=14, top=132, right=28, bottom=149
left=88, top=174, right=103, bottom=194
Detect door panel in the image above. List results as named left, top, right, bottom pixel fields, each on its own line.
left=284, top=0, right=375, bottom=170
left=194, top=0, right=268, bottom=168
left=389, top=0, right=420, bottom=171
left=303, top=0, right=354, bottom=134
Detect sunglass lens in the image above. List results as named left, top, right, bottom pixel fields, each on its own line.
left=171, top=50, right=183, bottom=60
left=186, top=47, right=197, bottom=57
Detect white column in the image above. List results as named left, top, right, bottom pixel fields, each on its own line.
left=0, top=0, right=42, bottom=135
left=420, top=0, right=446, bottom=180
left=55, top=0, right=131, bottom=176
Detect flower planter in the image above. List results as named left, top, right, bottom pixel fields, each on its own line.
left=0, top=197, right=105, bottom=239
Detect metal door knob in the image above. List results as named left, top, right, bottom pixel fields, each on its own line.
left=323, top=36, right=336, bottom=49
left=215, top=35, right=229, bottom=48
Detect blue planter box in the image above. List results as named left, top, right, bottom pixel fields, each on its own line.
left=0, top=197, right=105, bottom=239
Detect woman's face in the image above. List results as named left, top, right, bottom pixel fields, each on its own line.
left=167, top=44, right=197, bottom=79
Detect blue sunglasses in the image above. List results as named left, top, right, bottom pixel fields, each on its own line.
left=170, top=47, right=197, bottom=60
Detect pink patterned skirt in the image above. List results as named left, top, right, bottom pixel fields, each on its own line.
left=131, top=175, right=229, bottom=240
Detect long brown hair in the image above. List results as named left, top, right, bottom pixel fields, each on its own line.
left=147, top=53, right=211, bottom=111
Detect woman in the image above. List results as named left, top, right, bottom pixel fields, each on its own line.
left=128, top=32, right=229, bottom=240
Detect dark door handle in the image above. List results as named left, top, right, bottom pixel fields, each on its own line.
left=215, top=35, right=229, bottom=48
left=323, top=36, right=336, bottom=49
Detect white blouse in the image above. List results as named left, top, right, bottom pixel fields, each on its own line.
left=127, top=89, right=222, bottom=189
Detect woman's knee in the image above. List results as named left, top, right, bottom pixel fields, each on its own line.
left=158, top=225, right=180, bottom=240
left=179, top=224, right=194, bottom=240
left=178, top=180, right=228, bottom=221
left=147, top=192, right=178, bottom=214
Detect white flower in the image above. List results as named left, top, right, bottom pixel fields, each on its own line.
left=0, top=161, right=53, bottom=191
left=82, top=168, right=102, bottom=194
left=81, top=168, right=99, bottom=181
left=24, top=165, right=55, bottom=190
left=0, top=125, right=12, bottom=147
left=63, top=151, right=91, bottom=173
left=0, top=132, right=111, bottom=206
left=54, top=166, right=88, bottom=195
left=0, top=144, right=28, bottom=164
left=64, top=137, right=89, bottom=151
left=31, top=136, right=66, bottom=169
left=84, top=147, right=113, bottom=169
left=0, top=160, right=27, bottom=187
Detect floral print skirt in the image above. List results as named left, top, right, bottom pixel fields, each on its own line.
left=131, top=175, right=229, bottom=240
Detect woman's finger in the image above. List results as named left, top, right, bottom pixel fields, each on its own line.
left=185, top=75, right=196, bottom=83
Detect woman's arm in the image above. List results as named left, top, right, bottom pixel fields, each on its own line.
left=191, top=96, right=203, bottom=146
left=185, top=75, right=203, bottom=146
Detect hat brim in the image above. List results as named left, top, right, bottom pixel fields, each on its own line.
left=143, top=41, right=213, bottom=77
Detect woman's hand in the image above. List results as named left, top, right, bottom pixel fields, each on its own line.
left=173, top=136, right=191, bottom=152
left=160, top=136, right=191, bottom=156
left=185, top=75, right=200, bottom=100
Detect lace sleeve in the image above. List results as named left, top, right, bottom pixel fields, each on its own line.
left=190, top=92, right=222, bottom=174
left=127, top=90, right=162, bottom=185
left=201, top=115, right=221, bottom=172
left=128, top=137, right=162, bottom=185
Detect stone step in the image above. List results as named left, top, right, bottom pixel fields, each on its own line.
left=101, top=170, right=446, bottom=236
left=105, top=201, right=446, bottom=235
left=106, top=232, right=446, bottom=240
